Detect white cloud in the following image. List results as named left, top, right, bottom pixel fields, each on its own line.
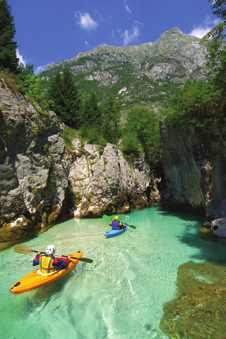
left=204, top=16, right=220, bottom=27
left=189, top=27, right=212, bottom=38
left=16, top=49, right=26, bottom=66
left=189, top=16, right=221, bottom=38
left=124, top=0, right=132, bottom=14
left=122, top=23, right=140, bottom=45
left=35, top=65, right=46, bottom=74
left=76, top=12, right=98, bottom=30
left=16, top=48, right=45, bottom=74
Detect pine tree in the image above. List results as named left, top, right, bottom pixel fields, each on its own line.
left=82, top=91, right=101, bottom=126
left=201, top=0, right=225, bottom=91
left=0, top=0, right=19, bottom=72
left=101, top=95, right=121, bottom=144
left=47, top=70, right=65, bottom=117
left=47, top=67, right=81, bottom=128
left=201, top=0, right=224, bottom=75
left=61, top=66, right=80, bottom=129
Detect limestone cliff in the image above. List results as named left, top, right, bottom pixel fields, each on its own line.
left=0, top=82, right=153, bottom=242
left=1, top=77, right=225, bottom=243
left=0, top=80, right=68, bottom=242
left=159, top=120, right=226, bottom=236
left=65, top=140, right=150, bottom=218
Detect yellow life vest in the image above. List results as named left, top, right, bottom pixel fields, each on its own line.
left=39, top=256, right=55, bottom=273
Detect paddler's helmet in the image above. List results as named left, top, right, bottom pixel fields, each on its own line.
left=46, top=245, right=56, bottom=255
left=114, top=216, right=119, bottom=220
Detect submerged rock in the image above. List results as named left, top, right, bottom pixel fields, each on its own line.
left=160, top=261, right=226, bottom=338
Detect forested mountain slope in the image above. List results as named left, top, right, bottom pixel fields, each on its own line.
left=40, top=27, right=207, bottom=110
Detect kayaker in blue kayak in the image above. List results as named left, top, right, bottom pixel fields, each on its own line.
left=33, top=245, right=72, bottom=274
left=109, top=216, right=125, bottom=230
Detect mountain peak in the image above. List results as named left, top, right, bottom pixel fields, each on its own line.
left=42, top=26, right=207, bottom=110
left=159, top=27, right=185, bottom=39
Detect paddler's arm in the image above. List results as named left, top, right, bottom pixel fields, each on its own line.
left=33, top=250, right=42, bottom=266
left=53, top=255, right=73, bottom=269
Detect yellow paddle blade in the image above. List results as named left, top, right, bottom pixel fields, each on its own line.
left=14, top=244, right=33, bottom=254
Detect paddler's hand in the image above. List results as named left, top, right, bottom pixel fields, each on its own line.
left=67, top=254, right=73, bottom=259
left=36, top=250, right=42, bottom=258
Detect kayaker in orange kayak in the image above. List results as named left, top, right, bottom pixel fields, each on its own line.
left=33, top=245, right=73, bottom=274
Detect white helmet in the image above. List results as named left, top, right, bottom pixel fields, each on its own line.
left=46, top=245, right=56, bottom=255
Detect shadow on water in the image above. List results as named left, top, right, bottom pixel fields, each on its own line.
left=157, top=208, right=226, bottom=339
left=157, top=207, right=204, bottom=223
left=0, top=216, right=76, bottom=253
left=178, top=228, right=226, bottom=261
left=157, top=207, right=226, bottom=262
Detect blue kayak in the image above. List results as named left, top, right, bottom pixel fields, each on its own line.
left=104, top=223, right=128, bottom=237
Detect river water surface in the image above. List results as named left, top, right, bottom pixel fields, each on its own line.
left=0, top=207, right=225, bottom=339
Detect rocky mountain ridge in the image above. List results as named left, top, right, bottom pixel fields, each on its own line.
left=41, top=27, right=207, bottom=111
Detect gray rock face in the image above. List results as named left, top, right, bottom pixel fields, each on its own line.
left=159, top=120, right=226, bottom=235
left=67, top=141, right=151, bottom=218
left=0, top=82, right=152, bottom=242
left=0, top=82, right=68, bottom=241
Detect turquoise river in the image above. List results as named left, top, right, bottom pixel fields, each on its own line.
left=0, top=207, right=225, bottom=339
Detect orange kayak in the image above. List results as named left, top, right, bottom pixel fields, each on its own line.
left=9, top=251, right=83, bottom=294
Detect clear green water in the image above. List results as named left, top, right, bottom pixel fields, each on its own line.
left=0, top=208, right=225, bottom=339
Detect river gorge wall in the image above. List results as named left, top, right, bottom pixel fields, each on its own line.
left=0, top=82, right=154, bottom=242
left=159, top=120, right=226, bottom=237
left=0, top=80, right=225, bottom=242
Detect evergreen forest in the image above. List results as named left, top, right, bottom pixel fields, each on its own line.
left=0, top=0, right=224, bottom=177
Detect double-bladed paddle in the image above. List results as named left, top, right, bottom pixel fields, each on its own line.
left=14, top=244, right=93, bottom=263
left=103, top=215, right=136, bottom=229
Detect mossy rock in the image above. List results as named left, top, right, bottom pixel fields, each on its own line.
left=198, top=226, right=211, bottom=234
left=160, top=261, right=226, bottom=339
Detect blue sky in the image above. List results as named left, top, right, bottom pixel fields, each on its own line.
left=7, top=0, right=219, bottom=73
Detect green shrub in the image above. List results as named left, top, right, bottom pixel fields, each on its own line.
left=165, top=79, right=224, bottom=127
left=60, top=126, right=79, bottom=148
left=121, top=107, right=162, bottom=167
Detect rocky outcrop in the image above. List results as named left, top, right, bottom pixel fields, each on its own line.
left=159, top=120, right=226, bottom=237
left=0, top=80, right=68, bottom=242
left=65, top=141, right=151, bottom=218
left=0, top=82, right=153, bottom=242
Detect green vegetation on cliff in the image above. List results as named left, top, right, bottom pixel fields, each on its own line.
left=0, top=0, right=18, bottom=73
left=164, top=79, right=224, bottom=128
left=0, top=0, right=224, bottom=178
left=121, top=107, right=162, bottom=168
left=164, top=0, right=224, bottom=129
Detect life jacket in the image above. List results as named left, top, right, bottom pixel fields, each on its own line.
left=111, top=219, right=121, bottom=230
left=39, top=256, right=55, bottom=274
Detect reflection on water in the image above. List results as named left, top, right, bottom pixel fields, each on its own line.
left=0, top=208, right=225, bottom=339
